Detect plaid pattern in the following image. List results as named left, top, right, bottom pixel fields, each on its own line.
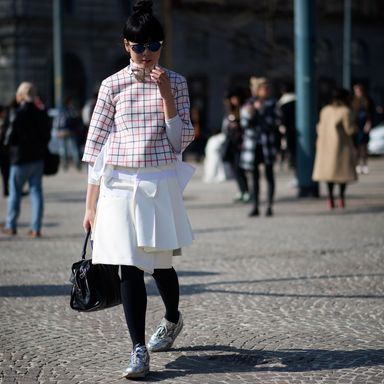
left=240, top=98, right=278, bottom=170
left=82, top=65, right=195, bottom=167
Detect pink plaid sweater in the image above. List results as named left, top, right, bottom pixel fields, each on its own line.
left=82, top=64, right=195, bottom=167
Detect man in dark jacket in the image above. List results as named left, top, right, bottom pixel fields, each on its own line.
left=2, top=82, right=51, bottom=237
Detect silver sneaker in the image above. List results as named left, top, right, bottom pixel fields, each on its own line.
left=147, top=313, right=183, bottom=352
left=122, top=344, right=149, bottom=379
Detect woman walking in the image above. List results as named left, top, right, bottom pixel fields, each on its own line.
left=312, top=88, right=357, bottom=209
left=221, top=89, right=250, bottom=202
left=82, top=0, right=195, bottom=379
left=240, top=77, right=278, bottom=217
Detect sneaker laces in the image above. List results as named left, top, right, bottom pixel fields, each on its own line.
left=131, top=345, right=146, bottom=365
left=154, top=324, right=168, bottom=338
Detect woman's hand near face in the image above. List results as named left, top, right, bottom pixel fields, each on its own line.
left=151, top=67, right=177, bottom=120
left=150, top=67, right=173, bottom=100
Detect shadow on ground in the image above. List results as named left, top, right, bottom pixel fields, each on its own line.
left=146, top=345, right=384, bottom=381
left=1, top=272, right=382, bottom=300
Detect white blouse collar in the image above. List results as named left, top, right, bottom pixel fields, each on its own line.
left=127, top=59, right=155, bottom=83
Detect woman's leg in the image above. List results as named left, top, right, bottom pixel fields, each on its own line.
left=264, top=163, right=275, bottom=215
left=28, top=161, right=44, bottom=234
left=339, top=183, right=346, bottom=199
left=233, top=151, right=249, bottom=197
left=148, top=267, right=184, bottom=352
left=249, top=166, right=260, bottom=216
left=120, top=265, right=147, bottom=347
left=361, top=144, right=369, bottom=174
left=152, top=267, right=180, bottom=324
left=327, top=182, right=335, bottom=209
left=4, top=164, right=27, bottom=232
left=339, top=183, right=347, bottom=208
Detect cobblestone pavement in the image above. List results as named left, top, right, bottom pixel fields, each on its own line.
left=1, top=157, right=383, bottom=384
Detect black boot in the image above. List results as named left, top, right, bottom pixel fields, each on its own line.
left=248, top=206, right=259, bottom=217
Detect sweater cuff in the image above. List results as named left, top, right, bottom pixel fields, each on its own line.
left=88, top=164, right=101, bottom=185
left=165, top=115, right=183, bottom=153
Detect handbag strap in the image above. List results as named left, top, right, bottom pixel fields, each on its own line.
left=82, top=230, right=91, bottom=260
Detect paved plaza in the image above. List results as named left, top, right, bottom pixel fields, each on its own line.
left=0, top=158, right=383, bottom=384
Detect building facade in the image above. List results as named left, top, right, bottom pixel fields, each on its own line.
left=0, top=0, right=132, bottom=107
left=0, top=0, right=383, bottom=138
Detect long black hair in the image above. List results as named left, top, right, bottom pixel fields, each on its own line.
left=123, top=0, right=164, bottom=43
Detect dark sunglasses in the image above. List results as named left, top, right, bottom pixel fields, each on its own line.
left=129, top=41, right=163, bottom=54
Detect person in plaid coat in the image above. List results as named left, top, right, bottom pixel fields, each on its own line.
left=240, top=77, right=279, bottom=217
left=81, top=0, right=195, bottom=379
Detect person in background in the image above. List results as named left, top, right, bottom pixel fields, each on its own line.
left=81, top=91, right=98, bottom=153
left=81, top=91, right=98, bottom=130
left=202, top=127, right=232, bottom=183
left=276, top=81, right=296, bottom=185
left=240, top=77, right=278, bottom=217
left=312, top=88, right=357, bottom=210
left=1, top=82, right=50, bottom=237
left=221, top=88, right=250, bottom=202
left=351, top=83, right=374, bottom=175
left=55, top=96, right=82, bottom=171
left=0, top=103, right=10, bottom=197
left=81, top=0, right=195, bottom=379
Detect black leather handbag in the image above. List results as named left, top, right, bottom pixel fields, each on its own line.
left=44, top=149, right=60, bottom=176
left=69, top=230, right=121, bottom=312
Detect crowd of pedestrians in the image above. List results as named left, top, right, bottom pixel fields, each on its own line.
left=0, top=76, right=379, bottom=240
left=204, top=76, right=379, bottom=216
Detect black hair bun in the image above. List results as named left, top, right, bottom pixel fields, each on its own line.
left=133, top=0, right=153, bottom=15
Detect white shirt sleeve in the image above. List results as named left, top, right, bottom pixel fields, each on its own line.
left=165, top=115, right=183, bottom=153
left=88, top=164, right=101, bottom=185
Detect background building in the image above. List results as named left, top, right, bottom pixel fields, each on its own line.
left=0, top=0, right=383, bottom=142
left=0, top=0, right=132, bottom=107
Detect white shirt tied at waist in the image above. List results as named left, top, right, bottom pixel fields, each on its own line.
left=87, top=130, right=195, bottom=255
left=100, top=163, right=194, bottom=252
left=87, top=133, right=195, bottom=193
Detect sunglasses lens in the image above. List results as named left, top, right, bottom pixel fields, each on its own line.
left=148, top=42, right=162, bottom=52
left=130, top=42, right=162, bottom=54
left=131, top=45, right=145, bottom=54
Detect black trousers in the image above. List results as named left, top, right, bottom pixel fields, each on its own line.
left=230, top=150, right=249, bottom=195
left=252, top=163, right=275, bottom=208
left=120, top=265, right=180, bottom=347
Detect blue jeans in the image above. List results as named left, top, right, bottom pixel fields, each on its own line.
left=5, top=160, right=44, bottom=232
left=59, top=136, right=80, bottom=170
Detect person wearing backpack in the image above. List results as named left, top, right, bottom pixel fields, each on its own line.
left=1, top=82, right=50, bottom=238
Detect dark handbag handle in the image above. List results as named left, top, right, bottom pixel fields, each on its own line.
left=82, top=230, right=92, bottom=260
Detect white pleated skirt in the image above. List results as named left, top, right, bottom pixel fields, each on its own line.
left=92, top=163, right=194, bottom=273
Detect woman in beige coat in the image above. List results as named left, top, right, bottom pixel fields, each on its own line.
left=312, top=88, right=357, bottom=209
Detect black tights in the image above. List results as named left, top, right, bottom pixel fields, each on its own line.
left=231, top=151, right=249, bottom=195
left=120, top=265, right=180, bottom=347
left=327, top=182, right=346, bottom=202
left=252, top=163, right=275, bottom=208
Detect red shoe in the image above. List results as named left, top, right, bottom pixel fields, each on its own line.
left=327, top=199, right=335, bottom=210
left=338, top=198, right=345, bottom=209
